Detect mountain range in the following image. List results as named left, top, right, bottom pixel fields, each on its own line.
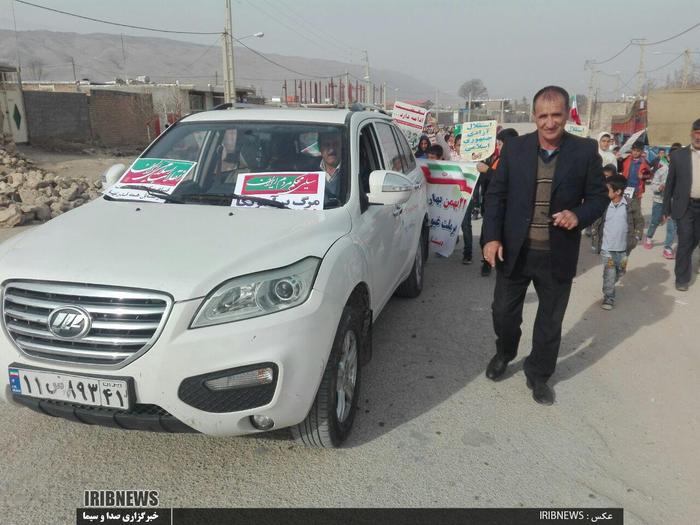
left=0, top=30, right=461, bottom=106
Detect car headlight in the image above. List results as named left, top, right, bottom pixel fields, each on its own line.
left=190, top=257, right=321, bottom=328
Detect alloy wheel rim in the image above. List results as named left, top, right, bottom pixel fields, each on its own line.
left=336, top=329, right=358, bottom=423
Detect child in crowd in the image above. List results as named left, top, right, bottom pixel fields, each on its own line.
left=598, top=132, right=618, bottom=167
left=588, top=165, right=618, bottom=249
left=415, top=135, right=430, bottom=159
left=603, top=163, right=617, bottom=178
left=427, top=144, right=444, bottom=160
left=621, top=141, right=651, bottom=201
left=592, top=175, right=644, bottom=310
left=644, top=147, right=676, bottom=258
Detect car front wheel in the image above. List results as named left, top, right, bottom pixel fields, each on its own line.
left=292, top=305, right=362, bottom=447
left=394, top=227, right=426, bottom=298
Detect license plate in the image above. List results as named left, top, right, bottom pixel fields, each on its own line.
left=9, top=367, right=132, bottom=410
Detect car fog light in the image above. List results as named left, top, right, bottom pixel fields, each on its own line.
left=204, top=367, right=274, bottom=391
left=250, top=415, right=274, bottom=430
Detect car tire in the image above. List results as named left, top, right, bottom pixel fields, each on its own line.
left=394, top=228, right=426, bottom=299
left=292, top=305, right=362, bottom=447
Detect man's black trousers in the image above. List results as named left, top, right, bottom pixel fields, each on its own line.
left=491, top=248, right=572, bottom=383
left=674, top=199, right=700, bottom=286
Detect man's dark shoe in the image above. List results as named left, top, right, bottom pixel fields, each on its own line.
left=526, top=377, right=555, bottom=405
left=676, top=282, right=689, bottom=291
left=462, top=255, right=473, bottom=265
left=481, top=260, right=491, bottom=276
left=485, top=354, right=509, bottom=381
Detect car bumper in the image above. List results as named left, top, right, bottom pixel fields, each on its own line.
left=1, top=289, right=343, bottom=436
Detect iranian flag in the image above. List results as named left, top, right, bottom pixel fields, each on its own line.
left=569, top=95, right=582, bottom=125
left=420, top=160, right=479, bottom=195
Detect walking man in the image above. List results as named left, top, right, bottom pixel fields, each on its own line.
left=662, top=118, right=700, bottom=291
left=481, top=85, right=609, bottom=405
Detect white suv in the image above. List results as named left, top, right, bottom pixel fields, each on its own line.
left=0, top=108, right=428, bottom=447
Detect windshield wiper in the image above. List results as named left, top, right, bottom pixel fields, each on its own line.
left=183, top=192, right=290, bottom=209
left=105, top=185, right=185, bottom=203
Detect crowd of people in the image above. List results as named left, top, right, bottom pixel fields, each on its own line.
left=411, top=88, right=699, bottom=405
left=416, top=108, right=699, bottom=300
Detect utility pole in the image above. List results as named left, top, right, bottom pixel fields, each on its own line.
left=682, top=48, right=691, bottom=88
left=222, top=0, right=236, bottom=104
left=634, top=38, right=646, bottom=98
left=382, top=82, right=387, bottom=110
left=70, top=57, right=77, bottom=84
left=345, top=71, right=349, bottom=109
left=585, top=61, right=596, bottom=129
left=499, top=99, right=505, bottom=124
left=363, top=50, right=370, bottom=104
left=120, top=33, right=128, bottom=83
left=467, top=92, right=472, bottom=122
left=435, top=88, right=439, bottom=126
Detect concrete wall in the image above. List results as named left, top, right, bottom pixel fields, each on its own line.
left=647, top=89, right=700, bottom=146
left=23, top=91, right=91, bottom=144
left=88, top=90, right=154, bottom=147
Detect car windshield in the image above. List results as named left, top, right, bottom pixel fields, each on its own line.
left=105, top=121, right=348, bottom=210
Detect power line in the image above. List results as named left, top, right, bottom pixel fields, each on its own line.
left=13, top=0, right=335, bottom=80
left=268, top=0, right=362, bottom=56
left=590, top=41, right=633, bottom=65
left=646, top=53, right=684, bottom=73
left=645, top=21, right=700, bottom=46
left=177, top=35, right=223, bottom=73
left=590, top=20, right=700, bottom=65
left=233, top=37, right=339, bottom=79
left=241, top=0, right=340, bottom=57
left=15, top=0, right=221, bottom=35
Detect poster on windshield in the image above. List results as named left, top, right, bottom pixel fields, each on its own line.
left=419, top=160, right=480, bottom=257
left=232, top=172, right=326, bottom=210
left=105, top=158, right=195, bottom=202
left=392, top=101, right=429, bottom=149
left=459, top=120, right=497, bottom=161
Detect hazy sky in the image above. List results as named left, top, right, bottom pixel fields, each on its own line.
left=2, top=0, right=699, bottom=101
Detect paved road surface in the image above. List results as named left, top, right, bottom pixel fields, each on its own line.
left=0, top=204, right=697, bottom=525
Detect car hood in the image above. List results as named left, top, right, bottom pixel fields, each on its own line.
left=0, top=199, right=351, bottom=301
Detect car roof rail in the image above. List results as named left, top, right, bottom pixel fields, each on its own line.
left=349, top=102, right=389, bottom=115
left=299, top=103, right=339, bottom=109
left=213, top=103, right=234, bottom=110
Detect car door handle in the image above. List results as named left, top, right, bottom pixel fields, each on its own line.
left=393, top=205, right=403, bottom=216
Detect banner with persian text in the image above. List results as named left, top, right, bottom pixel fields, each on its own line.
left=392, top=101, right=429, bottom=149
left=459, top=120, right=497, bottom=161
left=419, top=160, right=480, bottom=257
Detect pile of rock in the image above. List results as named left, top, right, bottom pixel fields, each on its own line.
left=0, top=141, right=102, bottom=228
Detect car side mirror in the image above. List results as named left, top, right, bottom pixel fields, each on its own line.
left=367, top=170, right=413, bottom=206
left=101, top=163, right=127, bottom=189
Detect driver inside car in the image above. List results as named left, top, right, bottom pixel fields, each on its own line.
left=319, top=131, right=343, bottom=205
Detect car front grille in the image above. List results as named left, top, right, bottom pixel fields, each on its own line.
left=2, top=281, right=172, bottom=368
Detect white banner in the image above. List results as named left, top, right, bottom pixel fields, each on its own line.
left=392, top=101, right=429, bottom=149
left=419, top=160, right=480, bottom=257
left=459, top=120, right=497, bottom=161
left=564, top=122, right=589, bottom=137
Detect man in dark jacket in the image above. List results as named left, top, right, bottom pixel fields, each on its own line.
left=482, top=85, right=609, bottom=405
left=476, top=128, right=519, bottom=276
left=662, top=118, right=700, bottom=290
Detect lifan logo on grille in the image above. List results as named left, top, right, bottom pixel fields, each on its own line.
left=48, top=307, right=92, bottom=339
